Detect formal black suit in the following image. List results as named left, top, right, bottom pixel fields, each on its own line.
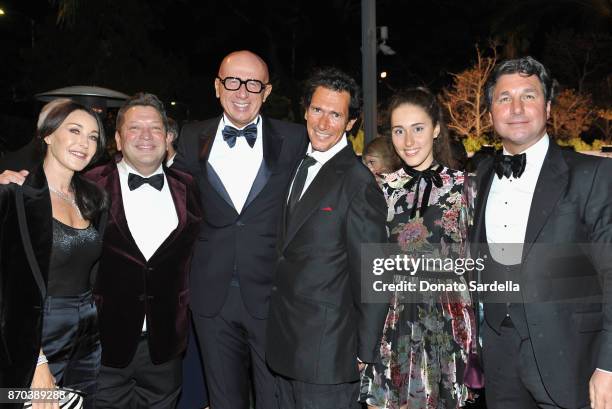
left=471, top=141, right=612, bottom=408
left=266, top=144, right=388, bottom=407
left=86, top=162, right=201, bottom=408
left=174, top=116, right=307, bottom=409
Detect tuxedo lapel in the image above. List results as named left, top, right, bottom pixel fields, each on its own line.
left=522, top=143, right=568, bottom=259
left=198, top=117, right=237, bottom=211
left=242, top=117, right=282, bottom=211
left=472, top=156, right=496, bottom=246
left=206, top=163, right=236, bottom=210
left=283, top=146, right=354, bottom=250
left=103, top=165, right=143, bottom=258
left=149, top=169, right=189, bottom=258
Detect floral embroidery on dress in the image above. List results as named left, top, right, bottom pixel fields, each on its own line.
left=360, top=165, right=477, bottom=409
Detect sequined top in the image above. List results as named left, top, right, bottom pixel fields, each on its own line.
left=47, top=218, right=102, bottom=296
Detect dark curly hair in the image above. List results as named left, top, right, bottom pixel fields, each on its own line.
left=302, top=67, right=362, bottom=120
left=485, top=56, right=555, bottom=111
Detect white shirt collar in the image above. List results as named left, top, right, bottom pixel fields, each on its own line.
left=306, top=135, right=348, bottom=165
left=503, top=133, right=549, bottom=170
left=117, top=158, right=164, bottom=178
left=222, top=114, right=261, bottom=130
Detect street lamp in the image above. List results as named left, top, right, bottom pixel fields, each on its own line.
left=0, top=7, right=35, bottom=48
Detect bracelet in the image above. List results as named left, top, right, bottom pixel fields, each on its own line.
left=37, top=354, right=48, bottom=366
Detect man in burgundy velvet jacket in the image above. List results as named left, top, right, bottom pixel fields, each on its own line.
left=87, top=93, right=201, bottom=408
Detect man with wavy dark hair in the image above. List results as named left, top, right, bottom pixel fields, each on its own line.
left=265, top=68, right=387, bottom=409
left=472, top=56, right=612, bottom=409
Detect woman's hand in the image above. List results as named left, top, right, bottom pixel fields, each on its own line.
left=31, top=362, right=59, bottom=409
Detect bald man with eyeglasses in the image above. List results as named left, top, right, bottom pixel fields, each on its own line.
left=173, top=50, right=307, bottom=409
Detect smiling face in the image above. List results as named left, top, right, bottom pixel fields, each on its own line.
left=115, top=105, right=171, bottom=176
left=304, top=86, right=357, bottom=152
left=489, top=73, right=550, bottom=154
left=390, top=103, right=439, bottom=171
left=44, top=109, right=100, bottom=173
left=214, top=51, right=272, bottom=128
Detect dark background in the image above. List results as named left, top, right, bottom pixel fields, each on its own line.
left=0, top=0, right=610, bottom=151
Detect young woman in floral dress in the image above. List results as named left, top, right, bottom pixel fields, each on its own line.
left=360, top=88, right=477, bottom=409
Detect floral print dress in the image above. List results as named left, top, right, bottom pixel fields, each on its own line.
left=360, top=164, right=476, bottom=409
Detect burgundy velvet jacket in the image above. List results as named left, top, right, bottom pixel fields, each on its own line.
left=86, top=162, right=201, bottom=368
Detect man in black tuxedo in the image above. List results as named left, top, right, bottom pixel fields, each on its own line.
left=471, top=57, right=612, bottom=409
left=174, top=50, right=307, bottom=409
left=265, top=68, right=387, bottom=409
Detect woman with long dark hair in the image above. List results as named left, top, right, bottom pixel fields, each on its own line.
left=360, top=88, right=477, bottom=409
left=0, top=100, right=108, bottom=408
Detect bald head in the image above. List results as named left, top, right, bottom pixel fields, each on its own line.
left=218, top=50, right=269, bottom=83
left=214, top=50, right=273, bottom=128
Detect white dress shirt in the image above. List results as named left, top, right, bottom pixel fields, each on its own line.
left=208, top=114, right=263, bottom=213
left=117, top=159, right=178, bottom=332
left=485, top=134, right=549, bottom=264
left=287, top=136, right=348, bottom=201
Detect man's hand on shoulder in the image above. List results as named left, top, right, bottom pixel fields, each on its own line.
left=590, top=369, right=612, bottom=409
left=0, top=169, right=28, bottom=185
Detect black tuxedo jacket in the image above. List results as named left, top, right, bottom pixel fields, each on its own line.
left=174, top=116, right=307, bottom=319
left=87, top=162, right=201, bottom=367
left=266, top=145, right=388, bottom=384
left=471, top=141, right=612, bottom=408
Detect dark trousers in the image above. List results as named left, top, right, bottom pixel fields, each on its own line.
left=482, top=320, right=587, bottom=409
left=96, top=337, right=182, bottom=409
left=192, top=286, right=276, bottom=409
left=177, top=315, right=209, bottom=409
left=42, top=291, right=100, bottom=409
left=276, top=376, right=361, bottom=409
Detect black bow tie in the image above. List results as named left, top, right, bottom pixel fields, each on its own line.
left=403, top=165, right=444, bottom=219
left=222, top=123, right=258, bottom=148
left=128, top=173, right=164, bottom=191
left=494, top=153, right=526, bottom=179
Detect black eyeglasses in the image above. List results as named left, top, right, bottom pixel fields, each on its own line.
left=216, top=76, right=269, bottom=94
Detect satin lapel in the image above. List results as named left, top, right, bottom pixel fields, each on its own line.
left=522, top=143, right=568, bottom=259
left=282, top=146, right=354, bottom=251
left=199, top=119, right=237, bottom=211
left=206, top=163, right=236, bottom=211
left=243, top=118, right=282, bottom=211
left=19, top=166, right=52, bottom=298
left=281, top=153, right=304, bottom=243
left=105, top=166, right=141, bottom=254
left=471, top=157, right=496, bottom=247
left=152, top=170, right=187, bottom=256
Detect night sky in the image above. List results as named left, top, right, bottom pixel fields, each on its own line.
left=1, top=0, right=610, bottom=149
